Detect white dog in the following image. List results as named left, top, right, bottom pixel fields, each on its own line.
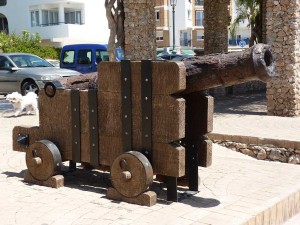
left=6, top=92, right=38, bottom=116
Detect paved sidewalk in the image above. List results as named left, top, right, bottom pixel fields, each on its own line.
left=0, top=93, right=300, bottom=225
left=212, top=93, right=300, bottom=148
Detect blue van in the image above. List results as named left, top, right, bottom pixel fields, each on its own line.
left=60, top=44, right=123, bottom=74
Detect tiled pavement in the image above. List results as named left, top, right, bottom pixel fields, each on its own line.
left=0, top=93, right=300, bottom=225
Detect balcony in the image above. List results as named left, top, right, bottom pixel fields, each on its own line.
left=30, top=23, right=91, bottom=42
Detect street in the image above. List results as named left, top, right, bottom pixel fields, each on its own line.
left=0, top=95, right=13, bottom=112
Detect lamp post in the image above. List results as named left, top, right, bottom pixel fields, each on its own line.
left=170, top=0, right=177, bottom=53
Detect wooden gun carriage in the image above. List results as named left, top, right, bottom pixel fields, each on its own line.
left=12, top=44, right=274, bottom=206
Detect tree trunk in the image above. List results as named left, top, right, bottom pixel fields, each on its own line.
left=204, top=0, right=230, bottom=54
left=57, top=44, right=275, bottom=94
left=105, top=0, right=125, bottom=61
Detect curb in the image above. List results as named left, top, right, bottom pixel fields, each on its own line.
left=208, top=133, right=300, bottom=149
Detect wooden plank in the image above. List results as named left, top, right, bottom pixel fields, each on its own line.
left=152, top=96, right=185, bottom=143
left=38, top=90, right=73, bottom=161
left=98, top=91, right=122, bottom=137
left=98, top=62, right=121, bottom=92
left=99, top=93, right=185, bottom=144
left=99, top=136, right=123, bottom=166
left=107, top=188, right=157, bottom=207
left=152, top=61, right=186, bottom=95
left=152, top=143, right=185, bottom=178
left=13, top=126, right=41, bottom=152
left=98, top=61, right=186, bottom=95
left=199, top=139, right=212, bottom=167
left=197, top=95, right=214, bottom=134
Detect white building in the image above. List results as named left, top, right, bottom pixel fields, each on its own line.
left=230, top=1, right=251, bottom=44
left=0, top=0, right=110, bottom=47
left=170, top=0, right=193, bottom=48
left=157, top=0, right=251, bottom=50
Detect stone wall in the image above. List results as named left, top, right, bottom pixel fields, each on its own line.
left=214, top=140, right=300, bottom=165
left=265, top=0, right=300, bottom=116
left=123, top=0, right=156, bottom=60
left=204, top=0, right=230, bottom=54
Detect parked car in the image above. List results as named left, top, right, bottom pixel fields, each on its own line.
left=60, top=44, right=124, bottom=74
left=45, top=59, right=60, bottom=67
left=171, top=54, right=195, bottom=61
left=0, top=53, right=81, bottom=95
left=159, top=54, right=194, bottom=61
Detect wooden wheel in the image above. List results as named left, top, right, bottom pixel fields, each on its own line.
left=26, top=140, right=62, bottom=181
left=111, top=151, right=153, bottom=198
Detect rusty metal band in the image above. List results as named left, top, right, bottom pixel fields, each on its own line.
left=141, top=60, right=152, bottom=163
left=121, top=60, right=133, bottom=152
left=88, top=89, right=99, bottom=166
left=184, top=139, right=199, bottom=192
left=71, top=89, right=81, bottom=162
left=38, top=140, right=62, bottom=173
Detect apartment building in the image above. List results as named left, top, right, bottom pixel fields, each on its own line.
left=155, top=0, right=250, bottom=50
left=0, top=0, right=110, bottom=47
left=192, top=0, right=205, bottom=48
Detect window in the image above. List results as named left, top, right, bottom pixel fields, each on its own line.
left=30, top=10, right=40, bottom=27
left=0, top=17, right=8, bottom=33
left=0, top=0, right=6, bottom=6
left=156, top=10, right=160, bottom=21
left=77, top=49, right=92, bottom=64
left=196, top=31, right=204, bottom=41
left=42, top=10, right=58, bottom=26
left=96, top=50, right=109, bottom=63
left=156, top=31, right=164, bottom=41
left=0, top=56, right=12, bottom=69
left=63, top=50, right=75, bottom=64
left=195, top=0, right=204, bottom=6
left=65, top=10, right=82, bottom=24
left=195, top=11, right=204, bottom=26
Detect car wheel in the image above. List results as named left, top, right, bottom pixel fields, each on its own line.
left=21, top=81, right=39, bottom=96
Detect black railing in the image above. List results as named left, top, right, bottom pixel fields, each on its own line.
left=39, top=22, right=85, bottom=27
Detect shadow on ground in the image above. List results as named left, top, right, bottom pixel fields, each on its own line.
left=213, top=92, right=267, bottom=116
left=2, top=166, right=220, bottom=208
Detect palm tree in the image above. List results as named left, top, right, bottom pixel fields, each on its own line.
left=230, top=0, right=261, bottom=47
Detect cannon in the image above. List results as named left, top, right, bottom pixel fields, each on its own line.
left=12, top=44, right=275, bottom=206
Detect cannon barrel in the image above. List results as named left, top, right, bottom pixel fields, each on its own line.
left=57, top=44, right=275, bottom=94
left=182, top=44, right=275, bottom=94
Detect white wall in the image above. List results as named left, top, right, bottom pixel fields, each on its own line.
left=231, top=0, right=251, bottom=40
left=0, top=0, right=110, bottom=46
left=169, top=0, right=192, bottom=48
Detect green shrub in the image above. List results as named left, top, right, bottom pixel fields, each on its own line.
left=0, top=30, right=60, bottom=59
